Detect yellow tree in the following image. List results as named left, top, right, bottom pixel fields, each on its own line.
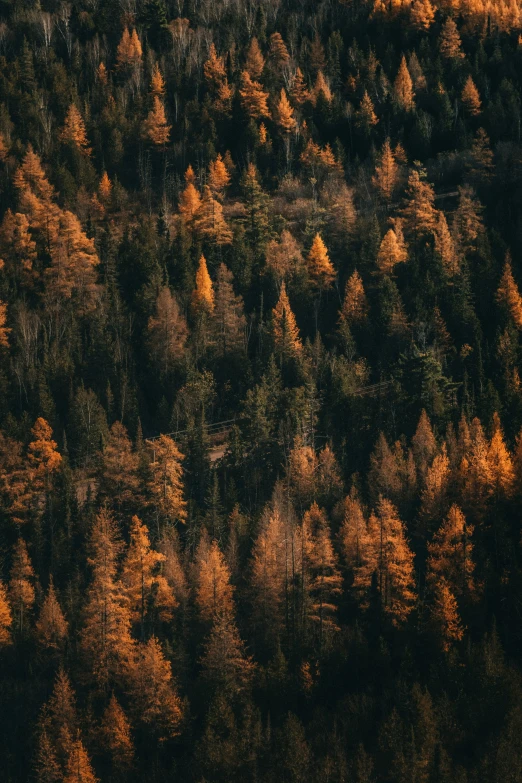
left=239, top=71, right=270, bottom=119
left=246, top=37, right=265, bottom=78
left=426, top=504, right=476, bottom=598
left=272, top=282, right=303, bottom=359
left=194, top=186, right=233, bottom=245
left=496, top=254, right=522, bottom=328
left=46, top=210, right=100, bottom=308
left=9, top=538, right=35, bottom=635
left=410, top=0, right=435, bottom=29
left=116, top=28, right=142, bottom=69
left=149, top=435, right=187, bottom=528
left=418, top=444, right=451, bottom=534
left=191, top=254, right=215, bottom=315
left=264, top=230, right=303, bottom=283
left=312, top=71, right=333, bottom=103
left=430, top=579, right=465, bottom=652
left=142, top=97, right=171, bottom=146
left=488, top=412, right=515, bottom=499
left=60, top=105, right=91, bottom=155
left=401, top=168, right=438, bottom=242
left=461, top=75, right=481, bottom=116
left=204, top=44, right=226, bottom=86
left=376, top=227, right=408, bottom=275
left=0, top=209, right=38, bottom=289
left=208, top=154, right=231, bottom=196
left=0, top=301, right=10, bottom=347
left=150, top=63, right=165, bottom=95
left=99, top=694, right=134, bottom=773
left=178, top=180, right=202, bottom=228
left=195, top=537, right=235, bottom=622
left=275, top=88, right=297, bottom=133
left=27, top=417, right=62, bottom=495
left=339, top=269, right=368, bottom=325
left=63, top=736, right=98, bottom=783
left=307, top=233, right=335, bottom=290
left=355, top=90, right=379, bottom=132
left=372, top=138, right=399, bottom=202
left=339, top=489, right=368, bottom=574
left=394, top=56, right=415, bottom=111
left=439, top=17, right=464, bottom=59
left=0, top=583, right=12, bottom=646
left=290, top=67, right=310, bottom=105
left=121, top=515, right=176, bottom=630
left=35, top=577, right=68, bottom=649
left=434, top=211, right=459, bottom=276
left=99, top=171, right=112, bottom=202
left=147, top=287, right=188, bottom=375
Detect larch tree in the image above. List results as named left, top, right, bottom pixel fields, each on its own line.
left=368, top=432, right=403, bottom=506
left=430, top=579, right=465, bottom=652
left=200, top=612, right=255, bottom=695
left=195, top=537, right=235, bottom=623
left=452, top=185, right=484, bottom=255
left=98, top=171, right=112, bottom=202
left=246, top=37, right=265, bottom=78
left=36, top=667, right=78, bottom=775
left=394, top=56, right=415, bottom=111
left=269, top=31, right=290, bottom=68
left=312, top=71, right=333, bottom=103
left=0, top=209, right=38, bottom=288
left=290, top=67, right=310, bottom=105
left=496, top=254, right=522, bottom=329
left=60, top=105, right=91, bottom=155
left=147, top=287, right=188, bottom=375
left=98, top=422, right=140, bottom=516
left=272, top=282, right=303, bottom=359
left=63, top=736, right=98, bottom=783
left=208, top=154, right=231, bottom=196
left=80, top=509, right=135, bottom=690
left=9, top=537, right=35, bottom=635
left=121, top=515, right=176, bottom=632
left=372, top=138, right=399, bottom=202
left=203, top=44, right=227, bottom=87
left=307, top=233, right=335, bottom=290
left=339, top=490, right=369, bottom=591
left=128, top=636, right=183, bottom=741
left=116, top=28, right=142, bottom=69
left=439, top=17, right=464, bottom=59
left=45, top=210, right=100, bottom=308
left=0, top=582, right=12, bottom=646
left=355, top=90, right=379, bottom=132
left=275, top=88, right=297, bottom=133
left=150, top=63, right=165, bottom=95
left=250, top=503, right=287, bottom=649
left=461, top=75, right=481, bottom=115
left=0, top=301, right=10, bottom=348
left=191, top=254, right=215, bottom=315
left=35, top=577, right=68, bottom=649
left=376, top=227, right=408, bottom=275
left=211, top=263, right=246, bottom=356
left=434, top=211, right=459, bottom=276
left=142, top=96, right=171, bottom=146
left=401, top=168, right=438, bottom=243
left=410, top=0, right=436, bottom=29
left=148, top=434, right=187, bottom=529
left=339, top=269, right=368, bottom=326
left=487, top=412, right=515, bottom=499
left=264, top=229, right=303, bottom=283
left=412, top=409, right=438, bottom=479
left=27, top=417, right=62, bottom=496
left=99, top=694, right=134, bottom=773
left=426, top=504, right=476, bottom=599
left=239, top=71, right=270, bottom=119
left=194, top=185, right=233, bottom=245
left=418, top=444, right=451, bottom=535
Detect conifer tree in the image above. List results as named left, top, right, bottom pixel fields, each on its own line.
left=200, top=612, right=255, bottom=694
left=275, top=88, right=297, bottom=133
left=63, top=736, right=98, bottom=783
left=401, top=168, right=438, bottom=242
left=116, top=28, right=142, bottom=69
left=60, top=105, right=91, bottom=155
left=412, top=409, right=437, bottom=478
left=426, top=504, right=475, bottom=598
left=496, top=254, right=522, bottom=328
left=439, top=17, right=464, bottom=59
left=434, top=211, right=459, bottom=276
left=36, top=667, right=78, bottom=775
left=290, top=67, right=310, bottom=105
left=211, top=263, right=246, bottom=355
left=430, top=579, right=464, bottom=652
left=394, top=56, right=415, bottom=111
left=0, top=209, right=38, bottom=288
left=191, top=254, right=215, bottom=314
left=98, top=172, right=112, bottom=202
left=148, top=287, right=188, bottom=374
left=272, top=282, right=302, bottom=358
left=204, top=44, right=227, bottom=86
left=461, top=75, right=481, bottom=115
left=179, top=180, right=202, bottom=227
left=418, top=444, right=451, bottom=533
left=269, top=32, right=290, bottom=67
left=368, top=432, right=402, bottom=505
left=246, top=37, right=265, bottom=78
left=452, top=185, right=484, bottom=254
left=339, top=489, right=368, bottom=574
left=372, top=138, right=399, bottom=202
left=35, top=578, right=68, bottom=649
left=410, top=0, right=435, bottom=30
left=99, top=422, right=140, bottom=516
left=208, top=154, right=231, bottom=196
left=142, top=97, right=171, bottom=146
left=0, top=301, right=9, bottom=348
left=0, top=582, right=12, bottom=646
left=303, top=503, right=342, bottom=647
left=194, top=186, right=233, bottom=245
left=488, top=412, right=515, bottom=499
left=339, top=269, right=368, bottom=325
left=355, top=91, right=379, bottom=132
left=239, top=71, right=270, bottom=118
left=148, top=435, right=187, bottom=528
left=307, top=233, right=335, bottom=290
left=265, top=230, right=303, bottom=283
left=312, top=71, right=333, bottom=103
left=99, top=694, right=134, bottom=772
left=150, top=63, right=165, bottom=95
left=376, top=227, right=408, bottom=275
left=195, top=537, right=234, bottom=622
left=9, top=538, right=35, bottom=635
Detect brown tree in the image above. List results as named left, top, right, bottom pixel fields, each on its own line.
left=148, top=287, right=188, bottom=374
left=200, top=612, right=255, bottom=694
left=307, top=233, right=335, bottom=290
left=99, top=422, right=140, bottom=516
left=275, top=88, right=297, bottom=133
left=372, top=138, right=399, bottom=202
left=142, top=97, right=171, bottom=146
left=211, top=263, right=246, bottom=355
left=99, top=694, right=134, bottom=773
left=9, top=538, right=35, bottom=635
left=496, top=254, right=522, bottom=329
left=239, top=71, right=270, bottom=119
left=0, top=582, right=12, bottom=646
left=339, top=269, right=368, bottom=326
left=63, top=736, right=98, bottom=783
left=272, top=282, right=303, bottom=359
left=461, top=75, right=481, bottom=115
left=394, top=56, right=415, bottom=111
left=195, top=537, right=235, bottom=622
left=148, top=435, right=187, bottom=528
left=439, top=17, right=464, bottom=59
left=60, top=105, right=91, bottom=155
left=426, top=504, right=476, bottom=598
left=191, top=254, right=215, bottom=315
left=376, top=227, right=408, bottom=275
left=194, top=186, right=233, bottom=245
left=35, top=577, right=68, bottom=649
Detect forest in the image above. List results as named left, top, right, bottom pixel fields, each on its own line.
left=2, top=0, right=522, bottom=779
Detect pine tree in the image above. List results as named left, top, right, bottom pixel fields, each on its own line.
left=239, top=71, right=270, bottom=118
left=339, top=269, right=368, bottom=325
left=355, top=90, right=379, bottom=132
left=488, top=412, right=515, bottom=499
left=461, top=75, right=481, bottom=115
left=412, top=409, right=438, bottom=478
left=208, top=154, right=231, bottom=196
left=434, top=211, right=459, bottom=276
left=368, top=432, right=402, bottom=505
left=394, top=56, right=415, bottom=111
left=426, top=504, right=475, bottom=598
left=99, top=422, right=140, bottom=516
left=37, top=668, right=78, bottom=776
left=246, top=37, right=265, bottom=78
left=195, top=537, right=234, bottom=622
left=307, top=233, right=335, bottom=290
left=200, top=612, right=255, bottom=694
left=149, top=435, right=187, bottom=528
left=204, top=44, right=227, bottom=86
left=63, top=736, right=98, bottom=783
left=211, top=263, right=246, bottom=355
left=275, top=88, right=297, bottom=133
left=290, top=67, right=310, bottom=105
left=496, top=254, right=522, bottom=328
left=269, top=32, right=290, bottom=67
left=9, top=538, right=35, bottom=635
left=148, top=287, right=188, bottom=374
left=410, top=0, right=435, bottom=29
left=418, top=444, right=450, bottom=534
left=467, top=128, right=494, bottom=184
left=179, top=180, right=202, bottom=227
left=272, top=282, right=303, bottom=358
left=376, top=227, right=408, bottom=275
left=430, top=579, right=464, bottom=652
left=46, top=210, right=100, bottom=307
left=372, top=138, right=399, bottom=202
left=0, top=582, right=12, bottom=646
left=121, top=515, right=176, bottom=630
left=303, top=503, right=342, bottom=647
left=192, top=254, right=215, bottom=314
left=339, top=489, right=368, bottom=574
left=99, top=694, right=134, bottom=772
left=142, top=96, right=171, bottom=146
left=240, top=162, right=270, bottom=251
left=0, top=209, right=38, bottom=288
left=401, top=168, right=438, bottom=242
left=439, top=17, right=464, bottom=59
left=312, top=71, right=333, bottom=103
left=60, top=105, right=91, bottom=155
left=194, top=185, right=233, bottom=245
left=35, top=578, right=68, bottom=649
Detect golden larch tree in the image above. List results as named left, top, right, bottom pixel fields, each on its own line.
left=246, top=37, right=265, bottom=78
left=147, top=287, right=188, bottom=375
left=99, top=421, right=140, bottom=516
left=430, top=579, right=465, bottom=652
left=264, top=230, right=303, bottom=283
left=269, top=31, right=290, bottom=67
left=239, top=71, right=270, bottom=119
left=191, top=254, right=214, bottom=315
left=200, top=612, right=255, bottom=694
left=496, top=254, right=522, bottom=328
left=412, top=409, right=437, bottom=478
left=434, top=211, right=459, bottom=276
left=275, top=88, right=297, bottom=133
left=461, top=75, right=481, bottom=115
left=418, top=443, right=450, bottom=534
left=410, top=0, right=435, bottom=29
left=272, top=281, right=303, bottom=358
left=46, top=210, right=100, bottom=308
left=195, top=536, right=235, bottom=622
left=372, top=137, right=399, bottom=202
left=452, top=185, right=484, bottom=255
left=0, top=582, right=12, bottom=646
left=150, top=63, right=165, bottom=95
left=100, top=694, right=134, bottom=773
left=0, top=301, right=10, bottom=347
left=99, top=171, right=112, bottom=202
left=148, top=435, right=187, bottom=527
left=178, top=181, right=202, bottom=227
left=60, top=105, right=91, bottom=155
left=368, top=432, right=403, bottom=505
left=208, top=154, right=231, bottom=196
left=426, top=504, right=476, bottom=598
left=290, top=67, right=310, bottom=105
left=194, top=185, right=233, bottom=245
left=307, top=233, right=335, bottom=290
left=63, top=736, right=98, bottom=783
left=35, top=577, right=68, bottom=649
left=339, top=489, right=368, bottom=574
left=142, top=96, right=171, bottom=146
left=487, top=412, right=515, bottom=499
left=340, top=269, right=368, bottom=325
left=401, top=168, right=438, bottom=241
left=312, top=71, right=333, bottom=103
left=439, top=17, right=464, bottom=59
left=376, top=227, right=408, bottom=275
left=394, top=56, right=415, bottom=111
left=355, top=90, right=379, bottom=131
left=0, top=209, right=38, bottom=288
left=204, top=43, right=227, bottom=86
left=211, top=263, right=246, bottom=355
left=116, top=28, right=142, bottom=69
left=9, top=538, right=35, bottom=635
